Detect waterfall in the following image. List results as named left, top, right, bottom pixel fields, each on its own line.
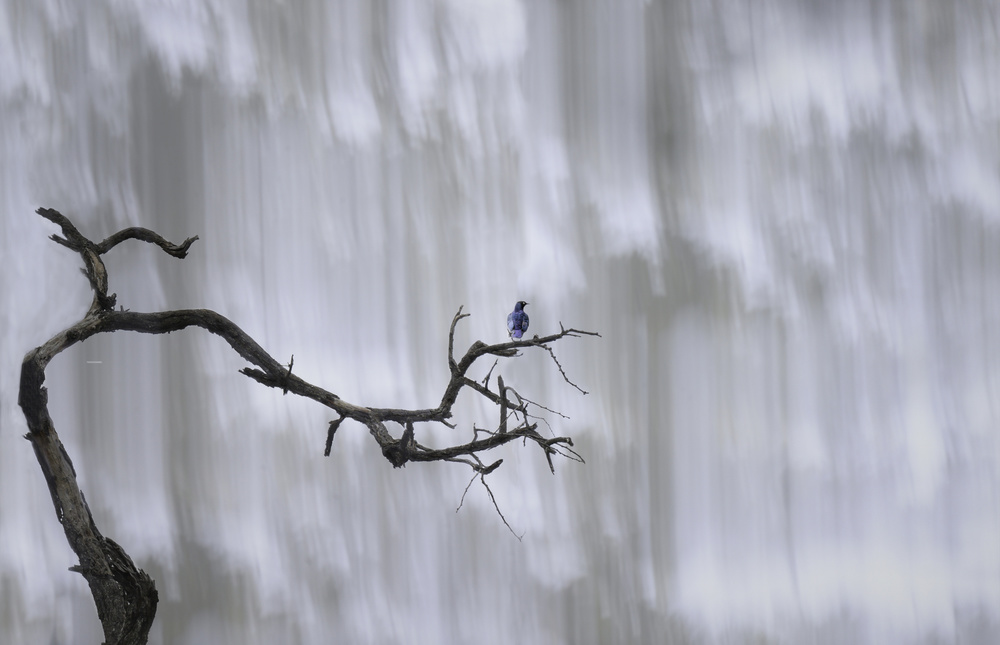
left=2, top=1, right=998, bottom=643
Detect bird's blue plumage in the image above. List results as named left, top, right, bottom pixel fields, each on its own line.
left=507, top=301, right=529, bottom=339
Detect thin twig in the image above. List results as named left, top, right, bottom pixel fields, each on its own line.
left=481, top=477, right=523, bottom=541
left=549, top=442, right=586, bottom=464
left=504, top=385, right=530, bottom=426
left=444, top=456, right=480, bottom=469
left=447, top=306, right=469, bottom=374
left=542, top=345, right=589, bottom=395
left=527, top=413, right=555, bottom=436
left=455, top=473, right=478, bottom=512
left=481, top=359, right=499, bottom=388
left=519, top=395, right=569, bottom=419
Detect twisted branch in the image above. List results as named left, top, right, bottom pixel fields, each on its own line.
left=18, top=208, right=597, bottom=643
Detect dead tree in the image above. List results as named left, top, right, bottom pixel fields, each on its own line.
left=17, top=208, right=598, bottom=645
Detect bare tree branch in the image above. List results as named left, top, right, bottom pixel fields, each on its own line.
left=480, top=358, right=499, bottom=388
left=447, top=306, right=470, bottom=374
left=36, top=207, right=200, bottom=258
left=498, top=375, right=509, bottom=434
left=324, top=417, right=344, bottom=457
left=95, top=227, right=200, bottom=258
left=18, top=208, right=598, bottom=643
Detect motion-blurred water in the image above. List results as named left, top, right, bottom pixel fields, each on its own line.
left=2, top=1, right=999, bottom=643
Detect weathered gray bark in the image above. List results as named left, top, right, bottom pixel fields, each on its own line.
left=18, top=208, right=596, bottom=643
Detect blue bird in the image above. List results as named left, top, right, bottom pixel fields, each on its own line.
left=507, top=301, right=530, bottom=339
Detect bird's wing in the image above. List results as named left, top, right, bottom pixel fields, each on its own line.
left=520, top=312, right=529, bottom=332
left=507, top=312, right=515, bottom=332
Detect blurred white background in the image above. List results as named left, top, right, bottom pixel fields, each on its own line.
left=2, top=1, right=999, bottom=643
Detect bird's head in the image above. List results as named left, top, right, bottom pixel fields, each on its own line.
left=516, top=301, right=529, bottom=311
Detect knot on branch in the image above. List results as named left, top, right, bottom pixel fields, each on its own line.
left=381, top=422, right=415, bottom=468
left=93, top=290, right=117, bottom=313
